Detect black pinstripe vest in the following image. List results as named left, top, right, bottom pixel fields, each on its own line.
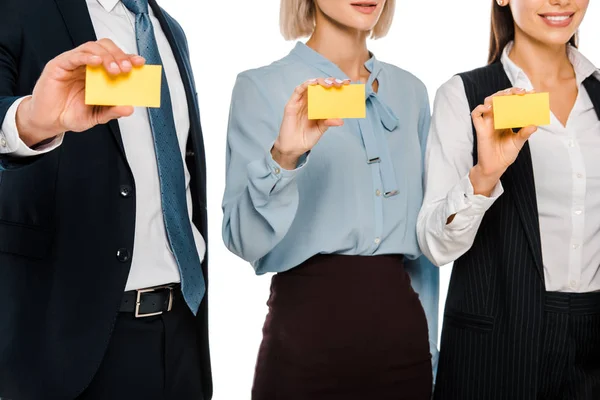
left=434, top=62, right=600, bottom=400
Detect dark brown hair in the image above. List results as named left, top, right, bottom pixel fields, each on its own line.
left=488, top=1, right=578, bottom=64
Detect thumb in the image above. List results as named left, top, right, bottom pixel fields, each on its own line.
left=316, top=118, right=343, bottom=135
left=95, top=106, right=134, bottom=125
left=513, top=125, right=537, bottom=149
left=322, top=118, right=344, bottom=127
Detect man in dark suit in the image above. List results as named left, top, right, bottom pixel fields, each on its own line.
left=0, top=0, right=211, bottom=399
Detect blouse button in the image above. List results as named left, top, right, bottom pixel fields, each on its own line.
left=274, top=167, right=281, bottom=175
left=376, top=189, right=381, bottom=197
left=374, top=237, right=381, bottom=245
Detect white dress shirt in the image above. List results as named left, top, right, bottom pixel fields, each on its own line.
left=418, top=42, right=600, bottom=293
left=0, top=0, right=206, bottom=291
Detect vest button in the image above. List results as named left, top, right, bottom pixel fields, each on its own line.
left=116, top=248, right=131, bottom=263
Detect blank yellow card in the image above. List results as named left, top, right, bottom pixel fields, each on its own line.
left=308, top=84, right=366, bottom=120
left=493, top=93, right=550, bottom=130
left=85, top=65, right=162, bottom=108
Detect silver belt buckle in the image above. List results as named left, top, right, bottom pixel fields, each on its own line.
left=134, top=285, right=174, bottom=318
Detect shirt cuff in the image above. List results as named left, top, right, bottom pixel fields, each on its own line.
left=263, top=147, right=309, bottom=194
left=445, top=174, right=503, bottom=230
left=246, top=147, right=310, bottom=201
left=0, top=97, right=65, bottom=157
left=267, top=150, right=309, bottom=176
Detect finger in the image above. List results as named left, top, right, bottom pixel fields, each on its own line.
left=342, top=79, right=351, bottom=85
left=288, top=78, right=318, bottom=104
left=129, top=55, right=146, bottom=67
left=471, top=104, right=492, bottom=132
left=319, top=77, right=335, bottom=88
left=483, top=95, right=494, bottom=108
left=483, top=88, right=526, bottom=107
left=95, top=105, right=134, bottom=125
left=496, top=87, right=527, bottom=97
left=323, top=118, right=344, bottom=127
left=97, top=38, right=134, bottom=73
left=77, top=41, right=120, bottom=74
left=331, top=78, right=345, bottom=88
left=471, top=104, right=492, bottom=120
left=51, top=52, right=103, bottom=73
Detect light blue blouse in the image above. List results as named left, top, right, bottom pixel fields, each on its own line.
left=222, top=42, right=439, bottom=370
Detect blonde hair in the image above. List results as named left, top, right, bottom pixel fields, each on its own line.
left=280, top=0, right=395, bottom=40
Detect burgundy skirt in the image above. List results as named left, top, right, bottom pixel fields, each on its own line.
left=252, top=254, right=432, bottom=400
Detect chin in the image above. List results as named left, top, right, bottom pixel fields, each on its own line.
left=538, top=33, right=576, bottom=46
left=350, top=24, right=377, bottom=33
left=346, top=18, right=378, bottom=32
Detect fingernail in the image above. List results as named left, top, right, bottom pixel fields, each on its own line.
left=504, top=89, right=511, bottom=93
left=486, top=104, right=492, bottom=109
left=324, top=79, right=333, bottom=85
left=110, top=62, right=119, bottom=72
left=307, top=78, right=317, bottom=83
left=121, top=60, right=132, bottom=69
left=517, top=88, right=525, bottom=92
left=335, top=79, right=344, bottom=83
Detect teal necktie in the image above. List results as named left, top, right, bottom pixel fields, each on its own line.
left=121, top=0, right=205, bottom=315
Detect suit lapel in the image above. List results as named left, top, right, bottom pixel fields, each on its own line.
left=498, top=72, right=600, bottom=283
left=492, top=68, right=545, bottom=280
left=54, top=0, right=97, bottom=46
left=500, top=143, right=544, bottom=279
left=583, top=76, right=600, bottom=121
left=149, top=2, right=202, bottom=136
left=53, top=0, right=127, bottom=157
left=150, top=1, right=207, bottom=212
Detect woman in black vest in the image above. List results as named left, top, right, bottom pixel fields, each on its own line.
left=418, top=0, right=600, bottom=398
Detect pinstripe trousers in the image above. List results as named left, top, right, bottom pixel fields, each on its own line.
left=537, top=292, right=600, bottom=400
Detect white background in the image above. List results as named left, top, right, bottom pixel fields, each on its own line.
left=161, top=1, right=600, bottom=398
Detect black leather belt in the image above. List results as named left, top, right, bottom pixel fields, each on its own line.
left=120, top=284, right=179, bottom=318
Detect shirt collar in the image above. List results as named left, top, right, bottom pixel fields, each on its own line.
left=501, top=40, right=600, bottom=87
left=290, top=42, right=381, bottom=90
left=290, top=42, right=398, bottom=134
left=95, top=0, right=120, bottom=13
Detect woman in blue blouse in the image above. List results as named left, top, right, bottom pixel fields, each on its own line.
left=222, top=0, right=438, bottom=398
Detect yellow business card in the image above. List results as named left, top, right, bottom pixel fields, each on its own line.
left=308, top=84, right=366, bottom=120
left=493, top=92, right=550, bottom=130
left=85, top=65, right=162, bottom=108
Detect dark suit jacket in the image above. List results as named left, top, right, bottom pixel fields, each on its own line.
left=433, top=63, right=600, bottom=400
left=0, top=1, right=212, bottom=399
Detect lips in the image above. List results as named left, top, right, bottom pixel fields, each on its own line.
left=350, top=1, right=377, bottom=7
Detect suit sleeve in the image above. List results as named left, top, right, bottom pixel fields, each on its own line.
left=0, top=0, right=56, bottom=170
left=1, top=97, right=65, bottom=158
